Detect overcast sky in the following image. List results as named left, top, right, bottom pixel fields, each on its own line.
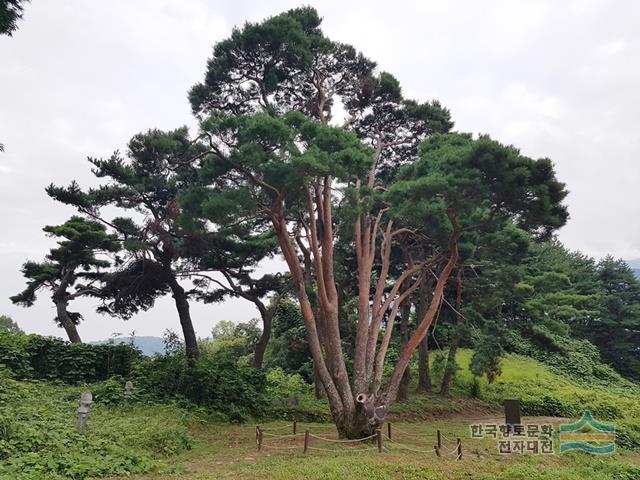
left=1, top=0, right=638, bottom=341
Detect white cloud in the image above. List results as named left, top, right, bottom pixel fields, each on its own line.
left=598, top=39, right=627, bottom=55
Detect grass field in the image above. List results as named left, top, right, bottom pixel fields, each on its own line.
left=109, top=418, right=640, bottom=480
left=4, top=350, right=640, bottom=479
left=109, top=351, right=640, bottom=479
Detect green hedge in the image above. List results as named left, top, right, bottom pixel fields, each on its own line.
left=134, top=347, right=267, bottom=421
left=0, top=333, right=140, bottom=383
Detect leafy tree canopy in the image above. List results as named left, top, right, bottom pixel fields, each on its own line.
left=0, top=314, right=23, bottom=334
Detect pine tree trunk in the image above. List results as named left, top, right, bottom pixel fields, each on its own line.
left=335, top=392, right=388, bottom=439
left=397, top=302, right=412, bottom=401
left=440, top=268, right=463, bottom=396
left=54, top=300, right=82, bottom=343
left=167, top=276, right=199, bottom=360
left=440, top=330, right=461, bottom=396
left=415, top=277, right=433, bottom=393
left=251, top=301, right=272, bottom=369
left=417, top=334, right=432, bottom=393
left=314, top=362, right=326, bottom=399
left=385, top=214, right=461, bottom=404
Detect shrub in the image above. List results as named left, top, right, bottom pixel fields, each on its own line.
left=520, top=395, right=578, bottom=417
left=503, top=330, right=630, bottom=388
left=91, top=375, right=145, bottom=406
left=265, top=368, right=311, bottom=399
left=263, top=368, right=329, bottom=422
left=135, top=346, right=267, bottom=421
left=589, top=402, right=624, bottom=421
left=0, top=332, right=140, bottom=383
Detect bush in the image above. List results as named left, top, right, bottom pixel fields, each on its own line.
left=265, top=368, right=311, bottom=399
left=135, top=346, right=267, bottom=421
left=91, top=375, right=144, bottom=406
left=0, top=332, right=140, bottom=383
left=520, top=395, right=578, bottom=417
left=263, top=368, right=329, bottom=422
left=503, top=330, right=629, bottom=387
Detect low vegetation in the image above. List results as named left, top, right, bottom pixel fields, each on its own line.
left=0, top=370, right=194, bottom=480
left=1, top=342, right=639, bottom=480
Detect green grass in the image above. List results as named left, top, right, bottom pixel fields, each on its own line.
left=0, top=372, right=195, bottom=480
left=3, top=350, right=640, bottom=479
left=110, top=419, right=640, bottom=480
left=444, top=350, right=640, bottom=432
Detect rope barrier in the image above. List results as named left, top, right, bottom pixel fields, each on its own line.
left=260, top=424, right=294, bottom=432
left=256, top=423, right=461, bottom=459
left=308, top=432, right=377, bottom=443
left=307, top=445, right=378, bottom=453
left=261, top=432, right=297, bottom=438
left=299, top=423, right=337, bottom=430
left=446, top=444, right=460, bottom=456
left=440, top=432, right=454, bottom=442
left=389, top=424, right=455, bottom=443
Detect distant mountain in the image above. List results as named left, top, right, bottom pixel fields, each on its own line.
left=90, top=336, right=165, bottom=356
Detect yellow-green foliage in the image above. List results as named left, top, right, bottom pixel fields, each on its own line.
left=435, top=349, right=640, bottom=449
left=446, top=349, right=640, bottom=419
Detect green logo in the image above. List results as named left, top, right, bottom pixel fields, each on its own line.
left=559, top=410, right=615, bottom=454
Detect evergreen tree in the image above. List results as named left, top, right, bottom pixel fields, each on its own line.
left=591, top=256, right=640, bottom=380
left=11, top=216, right=119, bottom=342
left=46, top=128, right=205, bottom=358
left=185, top=8, right=458, bottom=437
left=264, top=298, right=314, bottom=381
left=0, top=0, right=28, bottom=36
left=179, top=199, right=284, bottom=368
left=182, top=5, right=568, bottom=436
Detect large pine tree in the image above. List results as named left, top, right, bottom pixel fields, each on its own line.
left=11, top=216, right=119, bottom=342
left=181, top=8, right=568, bottom=437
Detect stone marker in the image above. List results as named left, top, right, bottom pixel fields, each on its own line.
left=77, top=392, right=93, bottom=432
left=124, top=381, right=134, bottom=398
left=504, top=399, right=521, bottom=426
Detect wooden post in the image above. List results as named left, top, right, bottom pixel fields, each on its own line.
left=437, top=429, right=442, bottom=450
left=255, top=425, right=260, bottom=443
left=434, top=445, right=441, bottom=457
left=387, top=422, right=392, bottom=440
left=376, top=428, right=383, bottom=453
left=456, top=438, right=462, bottom=460
left=257, top=428, right=263, bottom=452
left=303, top=430, right=310, bottom=454
left=293, top=420, right=297, bottom=435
